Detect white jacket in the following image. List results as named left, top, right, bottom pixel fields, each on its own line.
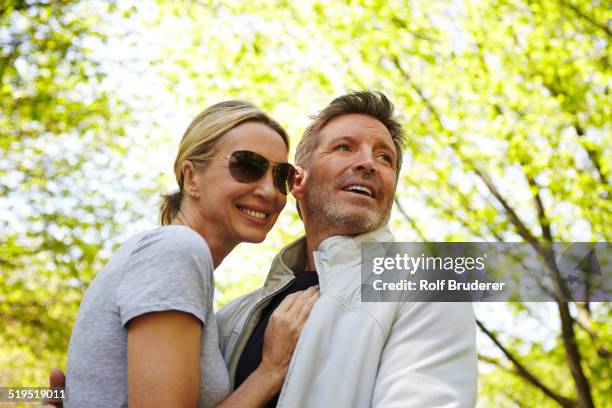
left=217, top=227, right=478, bottom=407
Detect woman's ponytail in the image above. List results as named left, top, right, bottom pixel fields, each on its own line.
left=159, top=190, right=182, bottom=226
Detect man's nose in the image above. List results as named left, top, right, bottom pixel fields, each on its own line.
left=353, top=149, right=377, bottom=174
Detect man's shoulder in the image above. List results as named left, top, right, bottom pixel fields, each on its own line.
left=216, top=288, right=264, bottom=327
left=215, top=287, right=265, bottom=357
left=392, top=301, right=477, bottom=346
left=400, top=300, right=475, bottom=316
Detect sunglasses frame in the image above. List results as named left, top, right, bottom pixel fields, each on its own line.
left=197, top=150, right=296, bottom=195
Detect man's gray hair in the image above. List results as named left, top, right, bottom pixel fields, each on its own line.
left=295, top=91, right=405, bottom=174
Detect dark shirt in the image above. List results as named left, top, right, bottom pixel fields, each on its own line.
left=234, top=271, right=319, bottom=407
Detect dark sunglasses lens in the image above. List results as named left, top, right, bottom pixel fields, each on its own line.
left=273, top=163, right=296, bottom=195
left=229, top=150, right=294, bottom=195
left=228, top=151, right=268, bottom=183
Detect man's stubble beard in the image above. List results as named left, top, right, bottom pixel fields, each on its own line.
left=303, top=174, right=391, bottom=235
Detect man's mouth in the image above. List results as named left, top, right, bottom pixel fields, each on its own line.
left=237, top=205, right=269, bottom=220
left=343, top=184, right=374, bottom=198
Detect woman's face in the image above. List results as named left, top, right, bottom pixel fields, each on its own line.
left=193, top=121, right=289, bottom=245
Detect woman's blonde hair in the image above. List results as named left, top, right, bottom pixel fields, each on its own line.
left=159, top=101, right=289, bottom=225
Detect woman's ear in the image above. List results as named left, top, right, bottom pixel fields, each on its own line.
left=181, top=160, right=200, bottom=199
left=290, top=166, right=307, bottom=200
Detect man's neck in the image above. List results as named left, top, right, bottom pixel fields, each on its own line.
left=304, top=227, right=331, bottom=271
left=303, top=225, right=353, bottom=271
left=302, top=223, right=389, bottom=271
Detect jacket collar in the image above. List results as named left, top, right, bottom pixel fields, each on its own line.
left=262, top=236, right=308, bottom=292
left=263, top=226, right=394, bottom=291
left=313, top=226, right=394, bottom=287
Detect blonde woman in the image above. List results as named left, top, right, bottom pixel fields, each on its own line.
left=64, top=101, right=318, bottom=407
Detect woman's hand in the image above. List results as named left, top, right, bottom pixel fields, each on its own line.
left=215, top=286, right=319, bottom=408
left=259, top=286, right=320, bottom=380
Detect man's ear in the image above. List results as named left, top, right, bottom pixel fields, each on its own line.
left=290, top=166, right=308, bottom=200
left=181, top=160, right=200, bottom=199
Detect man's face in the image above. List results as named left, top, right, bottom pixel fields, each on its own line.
left=302, top=113, right=398, bottom=236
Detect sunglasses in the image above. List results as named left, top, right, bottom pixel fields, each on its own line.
left=203, top=150, right=296, bottom=195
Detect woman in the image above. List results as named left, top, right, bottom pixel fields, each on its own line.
left=64, top=101, right=318, bottom=407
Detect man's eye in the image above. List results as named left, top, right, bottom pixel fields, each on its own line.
left=335, top=144, right=351, bottom=152
left=379, top=153, right=394, bottom=164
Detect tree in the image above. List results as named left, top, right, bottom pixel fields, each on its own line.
left=153, top=0, right=610, bottom=405
left=2, top=0, right=609, bottom=405
left=0, top=0, right=143, bottom=386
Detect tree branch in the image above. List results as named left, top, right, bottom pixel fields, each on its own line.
left=477, top=319, right=578, bottom=407
left=478, top=167, right=595, bottom=407
left=526, top=175, right=553, bottom=242
left=423, top=183, right=506, bottom=242
left=393, top=196, right=428, bottom=241
left=472, top=166, right=539, bottom=247
left=509, top=27, right=609, bottom=186
left=574, top=303, right=612, bottom=359
left=478, top=353, right=512, bottom=372
left=391, top=55, right=447, bottom=135
left=0, top=38, right=22, bottom=86
left=556, top=0, right=612, bottom=38
left=572, top=122, right=608, bottom=185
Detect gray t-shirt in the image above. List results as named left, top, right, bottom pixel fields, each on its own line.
left=66, top=225, right=230, bottom=407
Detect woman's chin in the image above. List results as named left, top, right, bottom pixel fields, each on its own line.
left=237, top=230, right=268, bottom=244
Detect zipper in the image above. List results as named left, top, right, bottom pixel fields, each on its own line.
left=227, top=277, right=296, bottom=385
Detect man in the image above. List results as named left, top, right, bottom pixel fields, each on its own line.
left=48, top=91, right=477, bottom=407
left=216, top=91, right=477, bottom=407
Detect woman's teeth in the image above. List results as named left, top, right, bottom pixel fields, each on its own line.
left=239, top=207, right=267, bottom=219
